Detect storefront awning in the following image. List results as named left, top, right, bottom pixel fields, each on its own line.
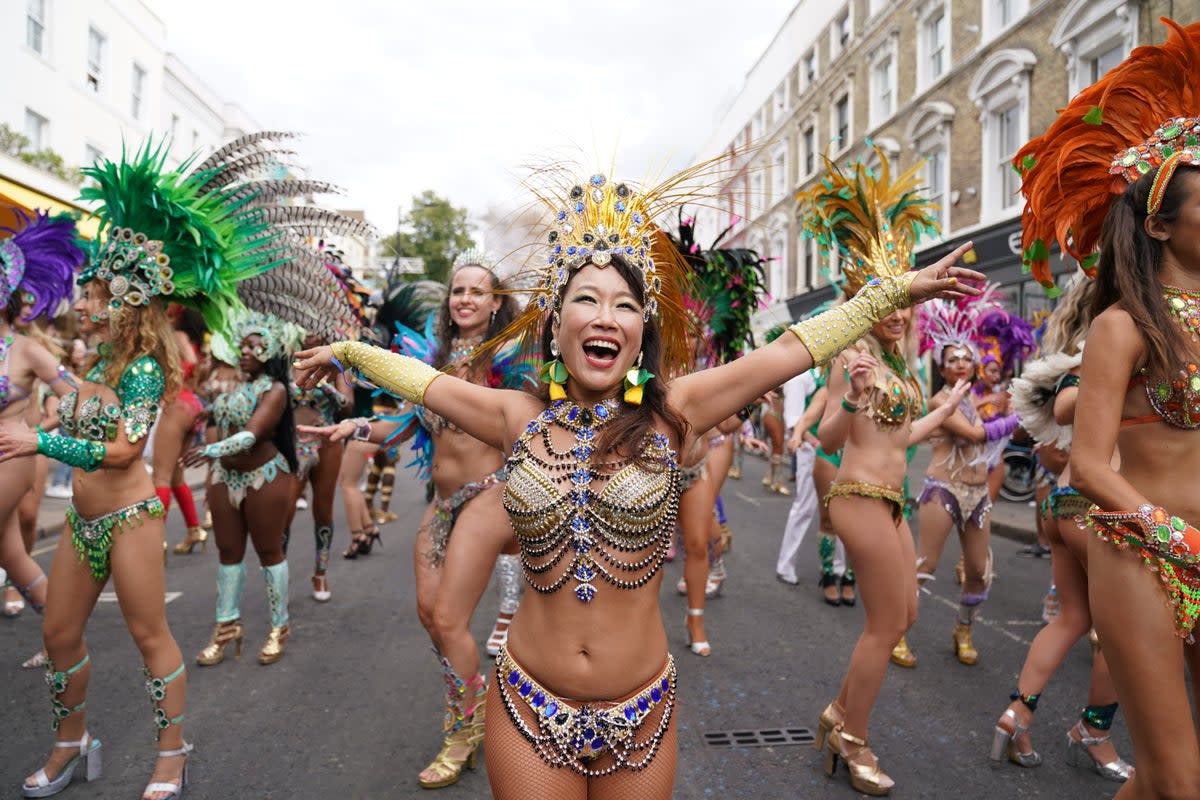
left=0, top=175, right=97, bottom=239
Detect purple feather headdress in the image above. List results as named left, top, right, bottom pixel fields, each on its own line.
left=977, top=307, right=1036, bottom=371
left=0, top=210, right=84, bottom=319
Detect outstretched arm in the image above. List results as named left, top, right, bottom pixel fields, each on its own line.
left=909, top=379, right=970, bottom=444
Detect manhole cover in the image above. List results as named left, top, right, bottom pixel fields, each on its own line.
left=703, top=727, right=814, bottom=748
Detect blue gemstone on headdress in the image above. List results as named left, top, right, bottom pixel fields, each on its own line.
left=639, top=248, right=646, bottom=257
left=579, top=247, right=590, bottom=256
left=519, top=681, right=533, bottom=697
left=615, top=201, right=626, bottom=212
left=532, top=692, right=546, bottom=708
left=554, top=245, right=562, bottom=254
left=650, top=687, right=662, bottom=703
left=548, top=255, right=555, bottom=264
left=590, top=174, right=605, bottom=185
left=633, top=213, right=643, bottom=223
left=575, top=584, right=596, bottom=602
left=575, top=202, right=584, bottom=213
left=625, top=246, right=634, bottom=254
left=545, top=702, right=558, bottom=718
left=558, top=211, right=567, bottom=221
left=624, top=706, right=636, bottom=722
left=637, top=697, right=650, bottom=713
left=508, top=670, right=520, bottom=686
left=567, top=246, right=577, bottom=255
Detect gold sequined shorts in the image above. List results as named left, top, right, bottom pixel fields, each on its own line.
left=825, top=480, right=905, bottom=524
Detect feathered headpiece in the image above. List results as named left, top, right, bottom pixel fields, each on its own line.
left=670, top=211, right=769, bottom=365
left=210, top=309, right=306, bottom=366
left=976, top=307, right=1036, bottom=372
left=1015, top=18, right=1200, bottom=289
left=918, top=284, right=1004, bottom=365
left=482, top=165, right=708, bottom=374
left=1010, top=348, right=1085, bottom=449
left=79, top=133, right=371, bottom=341
left=798, top=143, right=940, bottom=296
left=0, top=210, right=84, bottom=319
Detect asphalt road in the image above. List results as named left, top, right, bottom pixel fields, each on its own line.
left=1, top=455, right=1125, bottom=800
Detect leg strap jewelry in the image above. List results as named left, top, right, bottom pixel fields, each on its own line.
left=380, top=466, right=396, bottom=511
left=144, top=662, right=186, bottom=730
left=495, top=553, right=522, bottom=615
left=48, top=654, right=90, bottom=730
left=15, top=573, right=47, bottom=614
left=818, top=533, right=835, bottom=577
left=314, top=524, right=333, bottom=575
left=1011, top=690, right=1040, bottom=712
left=1080, top=703, right=1119, bottom=731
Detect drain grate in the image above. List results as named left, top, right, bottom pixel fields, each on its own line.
left=703, top=727, right=814, bottom=748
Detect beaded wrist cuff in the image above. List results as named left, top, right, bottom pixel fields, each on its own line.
left=201, top=430, right=257, bottom=458
left=37, top=426, right=106, bottom=472
left=330, top=341, right=442, bottom=405
left=788, top=273, right=915, bottom=365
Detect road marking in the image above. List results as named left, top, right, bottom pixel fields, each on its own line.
left=99, top=591, right=181, bottom=604
left=924, top=591, right=1033, bottom=646
left=32, top=542, right=57, bottom=557
left=734, top=492, right=762, bottom=507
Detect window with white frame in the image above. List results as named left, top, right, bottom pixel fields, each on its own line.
left=802, top=237, right=819, bottom=289
left=868, top=0, right=890, bottom=17
left=84, top=144, right=103, bottom=166
left=917, top=2, right=950, bottom=89
left=24, top=109, right=47, bottom=151
left=803, top=49, right=817, bottom=89
left=750, top=171, right=764, bottom=219
left=802, top=123, right=816, bottom=176
left=1050, top=0, right=1138, bottom=96
left=769, top=234, right=788, bottom=298
left=982, top=0, right=1028, bottom=40
left=906, top=101, right=955, bottom=233
left=87, top=26, right=105, bottom=91
left=27, top=0, right=46, bottom=54
left=870, top=44, right=897, bottom=127
left=751, top=108, right=765, bottom=141
left=170, top=114, right=180, bottom=140
left=831, top=8, right=852, bottom=58
left=833, top=93, right=851, bottom=150
left=131, top=63, right=146, bottom=119
left=969, top=49, right=1035, bottom=220
left=772, top=146, right=787, bottom=203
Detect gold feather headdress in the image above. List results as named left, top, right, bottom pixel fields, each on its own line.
left=797, top=144, right=940, bottom=297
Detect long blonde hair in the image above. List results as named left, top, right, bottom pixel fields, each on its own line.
left=1038, top=275, right=1096, bottom=358
left=86, top=282, right=181, bottom=400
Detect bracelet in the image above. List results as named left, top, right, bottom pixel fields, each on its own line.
left=37, top=425, right=106, bottom=471
left=330, top=341, right=442, bottom=405
left=840, top=397, right=860, bottom=414
left=788, top=273, right=915, bottom=365
left=349, top=417, right=372, bottom=442
left=201, top=431, right=257, bottom=458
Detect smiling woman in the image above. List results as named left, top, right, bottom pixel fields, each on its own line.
left=294, top=166, right=980, bottom=800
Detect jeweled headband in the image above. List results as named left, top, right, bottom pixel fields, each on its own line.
left=79, top=227, right=175, bottom=309
left=1112, top=117, right=1200, bottom=215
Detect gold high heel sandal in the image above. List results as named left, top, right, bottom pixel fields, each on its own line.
left=890, top=635, right=916, bottom=668
left=825, top=726, right=895, bottom=796
left=195, top=620, right=244, bottom=666
left=814, top=701, right=844, bottom=751
left=173, top=527, right=208, bottom=555
left=952, top=623, right=978, bottom=665
left=258, top=624, right=289, bottom=665
left=420, top=685, right=487, bottom=789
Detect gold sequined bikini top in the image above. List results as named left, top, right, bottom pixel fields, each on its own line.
left=59, top=356, right=164, bottom=444
left=503, top=400, right=681, bottom=603
left=861, top=373, right=923, bottom=430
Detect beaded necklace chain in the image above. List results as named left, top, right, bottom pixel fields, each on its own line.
left=879, top=346, right=909, bottom=378
left=447, top=335, right=484, bottom=367
left=1164, top=285, right=1200, bottom=342
left=1150, top=286, right=1200, bottom=429
left=0, top=334, right=13, bottom=404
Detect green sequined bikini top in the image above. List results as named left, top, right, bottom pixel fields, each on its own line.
left=212, top=374, right=275, bottom=435
left=862, top=352, right=923, bottom=431
left=58, top=355, right=164, bottom=444
left=503, top=399, right=681, bottom=603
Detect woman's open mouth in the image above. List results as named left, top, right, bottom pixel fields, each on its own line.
left=582, top=337, right=621, bottom=369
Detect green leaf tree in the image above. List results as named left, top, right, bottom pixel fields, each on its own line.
left=380, top=190, right=474, bottom=284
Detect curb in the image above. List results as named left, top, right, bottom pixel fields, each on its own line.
left=990, top=518, right=1038, bottom=547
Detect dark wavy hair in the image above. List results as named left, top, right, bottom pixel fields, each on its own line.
left=434, top=264, right=519, bottom=375
left=258, top=353, right=299, bottom=472
left=541, top=254, right=688, bottom=468
left=1093, top=165, right=1200, bottom=381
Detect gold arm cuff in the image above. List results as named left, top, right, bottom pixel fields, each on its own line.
left=330, top=341, right=442, bottom=405
left=787, top=273, right=915, bottom=365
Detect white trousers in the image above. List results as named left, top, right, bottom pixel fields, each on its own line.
left=776, top=444, right=818, bottom=580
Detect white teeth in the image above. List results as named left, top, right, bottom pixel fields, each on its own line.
left=585, top=339, right=619, bottom=352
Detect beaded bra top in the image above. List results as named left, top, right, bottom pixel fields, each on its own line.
left=290, top=383, right=344, bottom=425
left=59, top=355, right=164, bottom=444
left=212, top=374, right=274, bottom=436
left=1124, top=287, right=1200, bottom=430
left=858, top=350, right=923, bottom=431
left=503, top=399, right=681, bottom=603
left=0, top=334, right=31, bottom=412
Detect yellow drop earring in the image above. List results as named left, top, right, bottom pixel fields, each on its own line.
left=541, top=338, right=569, bottom=400
left=623, top=351, right=653, bottom=406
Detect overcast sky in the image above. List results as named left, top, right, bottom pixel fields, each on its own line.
left=156, top=0, right=787, bottom=243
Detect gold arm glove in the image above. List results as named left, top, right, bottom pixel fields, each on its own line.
left=788, top=273, right=915, bottom=365
left=329, top=341, right=443, bottom=405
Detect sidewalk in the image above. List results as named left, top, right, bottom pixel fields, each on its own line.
left=33, top=463, right=208, bottom=542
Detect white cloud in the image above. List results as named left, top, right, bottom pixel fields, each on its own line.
left=155, top=0, right=783, bottom=237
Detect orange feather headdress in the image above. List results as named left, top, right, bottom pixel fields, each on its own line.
left=1015, top=18, right=1200, bottom=291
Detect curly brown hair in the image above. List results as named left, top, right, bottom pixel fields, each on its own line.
left=85, top=281, right=181, bottom=401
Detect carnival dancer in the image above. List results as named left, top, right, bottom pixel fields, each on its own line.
left=303, top=251, right=531, bottom=788
left=1014, top=20, right=1200, bottom=796
left=0, top=210, right=82, bottom=654
left=800, top=147, right=974, bottom=795
left=295, top=164, right=981, bottom=798
left=184, top=312, right=302, bottom=666
left=993, top=276, right=1132, bottom=780
left=154, top=307, right=208, bottom=556
left=908, top=289, right=1020, bottom=667
left=973, top=309, right=1035, bottom=502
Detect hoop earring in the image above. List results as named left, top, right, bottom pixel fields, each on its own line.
left=624, top=351, right=653, bottom=406
left=541, top=339, right=568, bottom=400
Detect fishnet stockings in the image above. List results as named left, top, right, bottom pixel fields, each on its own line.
left=484, top=677, right=677, bottom=800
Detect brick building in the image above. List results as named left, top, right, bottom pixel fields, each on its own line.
left=692, top=0, right=1182, bottom=328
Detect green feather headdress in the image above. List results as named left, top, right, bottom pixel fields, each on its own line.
left=79, top=134, right=372, bottom=342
